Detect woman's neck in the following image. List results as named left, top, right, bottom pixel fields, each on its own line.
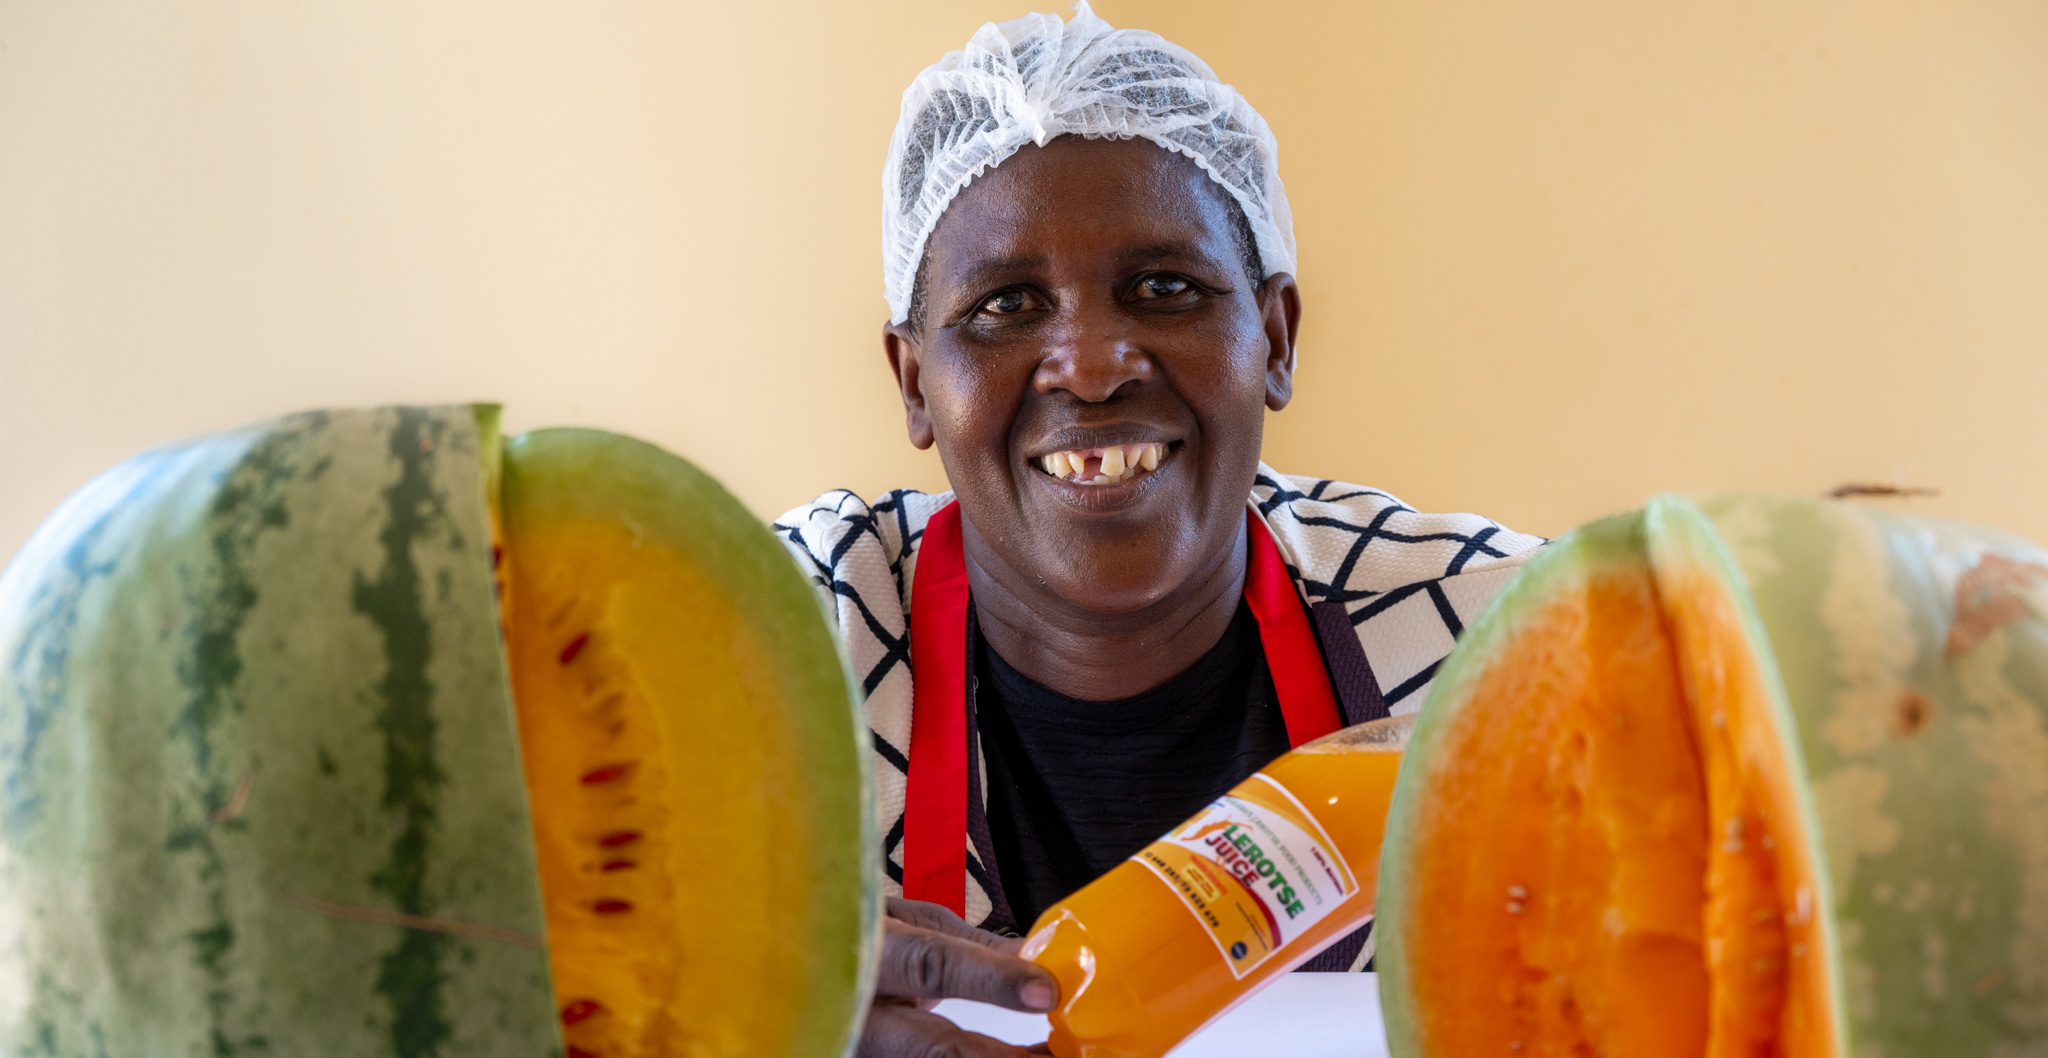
left=960, top=514, right=1247, bottom=702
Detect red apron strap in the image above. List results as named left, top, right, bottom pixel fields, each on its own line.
left=1244, top=511, right=1346, bottom=747
left=902, top=504, right=1344, bottom=917
left=905, top=501, right=971, bottom=915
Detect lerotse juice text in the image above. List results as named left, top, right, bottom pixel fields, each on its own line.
left=1019, top=715, right=1412, bottom=1057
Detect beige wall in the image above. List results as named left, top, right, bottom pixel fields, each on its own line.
left=4, top=1, right=2046, bottom=567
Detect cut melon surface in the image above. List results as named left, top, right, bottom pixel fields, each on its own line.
left=500, top=429, right=878, bottom=1058
left=1645, top=497, right=1836, bottom=1058
left=1378, top=504, right=1842, bottom=1058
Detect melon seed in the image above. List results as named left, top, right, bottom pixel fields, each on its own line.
left=579, top=763, right=636, bottom=785
left=559, top=999, right=605, bottom=1026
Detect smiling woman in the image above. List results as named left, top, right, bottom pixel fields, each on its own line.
left=770, top=5, right=1544, bottom=1056
left=893, top=136, right=1294, bottom=660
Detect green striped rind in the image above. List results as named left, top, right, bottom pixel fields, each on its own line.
left=1641, top=493, right=1850, bottom=1051
left=1375, top=511, right=1649, bottom=1057
left=1694, top=493, right=2048, bottom=1055
left=501, top=429, right=879, bottom=1058
left=0, top=407, right=560, bottom=1057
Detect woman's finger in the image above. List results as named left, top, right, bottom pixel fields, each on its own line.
left=886, top=897, right=1024, bottom=953
left=877, top=918, right=1058, bottom=1012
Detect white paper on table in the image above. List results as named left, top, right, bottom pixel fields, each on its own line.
left=931, top=972, right=1389, bottom=1057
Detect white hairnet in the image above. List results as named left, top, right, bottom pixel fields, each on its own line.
left=881, top=1, right=1296, bottom=324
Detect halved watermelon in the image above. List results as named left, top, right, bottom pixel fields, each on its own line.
left=1377, top=493, right=2048, bottom=1056
left=0, top=405, right=876, bottom=1057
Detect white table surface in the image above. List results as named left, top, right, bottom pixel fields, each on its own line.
left=933, top=973, right=1389, bottom=1057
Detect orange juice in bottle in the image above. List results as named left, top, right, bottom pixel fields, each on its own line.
left=1017, top=714, right=1412, bottom=1058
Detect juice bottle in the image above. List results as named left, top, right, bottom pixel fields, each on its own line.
left=1017, top=714, right=1412, bottom=1058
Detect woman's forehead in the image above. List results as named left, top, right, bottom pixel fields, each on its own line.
left=926, top=138, right=1241, bottom=271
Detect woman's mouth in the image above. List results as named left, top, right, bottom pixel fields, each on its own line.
left=1034, top=442, right=1167, bottom=486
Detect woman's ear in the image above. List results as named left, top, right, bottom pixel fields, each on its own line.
left=883, top=322, right=936, bottom=450
left=1258, top=272, right=1302, bottom=412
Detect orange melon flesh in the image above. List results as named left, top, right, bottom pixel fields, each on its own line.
left=1403, top=556, right=1711, bottom=1053
left=1399, top=523, right=1830, bottom=1056
left=1652, top=520, right=1833, bottom=1058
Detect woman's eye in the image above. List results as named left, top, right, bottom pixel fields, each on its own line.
left=1135, top=275, right=1191, bottom=299
left=981, top=290, right=1031, bottom=315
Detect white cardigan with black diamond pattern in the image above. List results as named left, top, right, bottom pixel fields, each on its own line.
left=773, top=465, right=1544, bottom=932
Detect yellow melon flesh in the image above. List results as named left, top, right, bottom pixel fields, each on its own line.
left=503, top=514, right=812, bottom=1057
left=1400, top=543, right=1833, bottom=1056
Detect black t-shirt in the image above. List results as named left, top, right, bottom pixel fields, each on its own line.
left=973, top=603, right=1293, bottom=931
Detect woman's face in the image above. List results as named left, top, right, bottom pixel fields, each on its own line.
left=886, top=135, right=1300, bottom=616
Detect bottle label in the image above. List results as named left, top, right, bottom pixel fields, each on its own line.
left=1129, top=773, right=1357, bottom=979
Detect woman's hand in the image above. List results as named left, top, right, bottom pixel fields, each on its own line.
left=860, top=897, right=1060, bottom=1057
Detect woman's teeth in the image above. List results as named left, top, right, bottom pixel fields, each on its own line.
left=1037, top=443, right=1164, bottom=485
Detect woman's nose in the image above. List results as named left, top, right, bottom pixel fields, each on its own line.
left=1031, top=303, right=1154, bottom=402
